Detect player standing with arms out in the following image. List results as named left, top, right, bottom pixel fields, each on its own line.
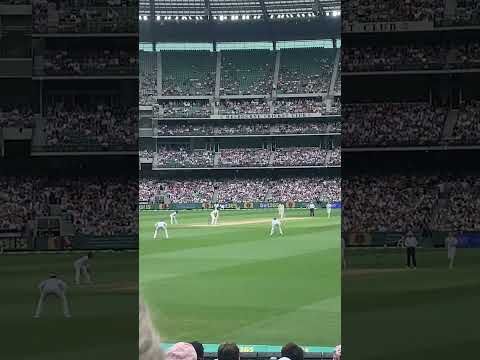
left=278, top=203, right=285, bottom=219
left=170, top=211, right=178, bottom=224
left=74, top=252, right=93, bottom=285
left=270, top=217, right=284, bottom=236
left=210, top=209, right=219, bottom=225
left=445, top=231, right=458, bottom=269
left=153, top=220, right=169, bottom=239
left=326, top=202, right=332, bottom=218
left=34, top=273, right=71, bottom=318
left=309, top=202, right=315, bottom=217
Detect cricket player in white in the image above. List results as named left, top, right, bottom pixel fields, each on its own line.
left=326, top=202, right=332, bottom=218
left=270, top=217, right=283, bottom=236
left=309, top=202, right=315, bottom=217
left=74, top=252, right=93, bottom=285
left=278, top=203, right=285, bottom=219
left=445, top=232, right=458, bottom=269
left=34, top=273, right=71, bottom=318
left=210, top=209, right=219, bottom=225
left=153, top=221, right=169, bottom=239
left=170, top=211, right=178, bottom=224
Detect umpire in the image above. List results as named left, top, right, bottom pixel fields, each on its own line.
left=404, top=231, right=418, bottom=269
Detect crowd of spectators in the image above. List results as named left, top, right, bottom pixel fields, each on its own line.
left=159, top=100, right=211, bottom=118
left=139, top=177, right=341, bottom=204
left=0, top=106, right=34, bottom=128
left=343, top=175, right=480, bottom=233
left=156, top=121, right=339, bottom=136
left=44, top=104, right=137, bottom=147
left=144, top=147, right=340, bottom=168
left=152, top=148, right=215, bottom=168
left=343, top=102, right=447, bottom=146
left=452, top=100, right=480, bottom=143
left=277, top=48, right=334, bottom=94
left=217, top=148, right=271, bottom=167
left=218, top=99, right=270, bottom=115
left=342, top=0, right=445, bottom=24
left=342, top=45, right=447, bottom=72
left=0, top=177, right=137, bottom=235
left=220, top=50, right=274, bottom=95
left=42, top=49, right=137, bottom=75
left=273, top=147, right=340, bottom=166
left=274, top=98, right=327, bottom=114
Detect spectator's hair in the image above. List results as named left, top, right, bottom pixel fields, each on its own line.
left=190, top=341, right=204, bottom=360
left=218, top=343, right=240, bottom=360
left=281, top=343, right=304, bottom=360
left=139, top=297, right=164, bottom=360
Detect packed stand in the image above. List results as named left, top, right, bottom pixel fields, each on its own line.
left=44, top=104, right=137, bottom=147
left=0, top=177, right=137, bottom=236
left=277, top=48, right=335, bottom=94
left=42, top=48, right=137, bottom=75
left=452, top=100, right=480, bottom=144
left=160, top=100, right=211, bottom=118
left=274, top=98, right=328, bottom=114
left=342, top=0, right=445, bottom=24
left=162, top=51, right=216, bottom=96
left=153, top=148, right=214, bottom=168
left=449, top=41, right=480, bottom=69
left=220, top=50, right=274, bottom=95
left=0, top=106, right=34, bottom=128
left=140, top=51, right=157, bottom=106
left=343, top=102, right=447, bottom=146
left=33, top=0, right=137, bottom=34
left=436, top=0, right=480, bottom=27
left=218, top=99, right=270, bottom=115
left=343, top=45, right=447, bottom=72
left=140, top=177, right=341, bottom=204
left=218, top=148, right=271, bottom=167
left=156, top=120, right=340, bottom=136
left=273, top=147, right=339, bottom=166
left=343, top=175, right=480, bottom=233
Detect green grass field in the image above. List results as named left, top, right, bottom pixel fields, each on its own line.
left=140, top=208, right=341, bottom=348
left=343, top=247, right=480, bottom=359
left=1, top=251, right=138, bottom=360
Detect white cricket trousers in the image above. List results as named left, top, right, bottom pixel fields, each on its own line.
left=270, top=225, right=283, bottom=236
left=154, top=227, right=169, bottom=239
left=34, top=290, right=71, bottom=318
left=74, top=265, right=91, bottom=285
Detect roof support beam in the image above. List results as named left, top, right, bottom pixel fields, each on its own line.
left=258, top=0, right=270, bottom=22
left=204, top=0, right=212, bottom=20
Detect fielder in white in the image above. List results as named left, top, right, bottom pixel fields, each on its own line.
left=74, top=252, right=93, bottom=285
left=278, top=203, right=285, bottom=219
left=326, top=202, right=332, bottom=218
left=34, top=273, right=71, bottom=318
left=270, top=217, right=284, bottom=236
left=153, top=221, right=169, bottom=239
left=170, top=211, right=178, bottom=224
left=445, top=232, right=458, bottom=269
left=210, top=209, right=219, bottom=225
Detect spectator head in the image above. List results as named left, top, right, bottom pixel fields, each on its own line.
left=333, top=345, right=341, bottom=360
left=139, top=298, right=164, bottom=360
left=190, top=341, right=204, bottom=360
left=281, top=343, right=304, bottom=360
left=167, top=343, right=197, bottom=360
left=218, top=343, right=240, bottom=360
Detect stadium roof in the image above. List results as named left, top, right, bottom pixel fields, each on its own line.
left=140, top=0, right=340, bottom=20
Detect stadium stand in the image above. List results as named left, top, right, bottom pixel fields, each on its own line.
left=140, top=177, right=341, bottom=204
left=162, top=51, right=216, bottom=96
left=220, top=50, right=274, bottom=95
left=277, top=48, right=335, bottom=94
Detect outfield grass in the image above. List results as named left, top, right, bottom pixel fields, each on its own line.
left=140, top=208, right=341, bottom=348
left=343, top=247, right=480, bottom=360
left=1, top=251, right=138, bottom=360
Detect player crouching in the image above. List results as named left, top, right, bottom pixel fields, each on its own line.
left=34, top=273, right=71, bottom=318
left=210, top=209, right=219, bottom=225
left=74, top=252, right=93, bottom=285
left=154, top=221, right=169, bottom=239
left=170, top=211, right=178, bottom=224
left=270, top=217, right=284, bottom=236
